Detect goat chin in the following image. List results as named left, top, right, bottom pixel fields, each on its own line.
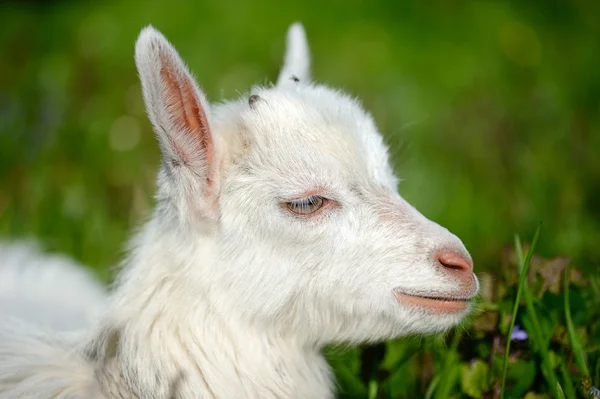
left=0, top=22, right=477, bottom=399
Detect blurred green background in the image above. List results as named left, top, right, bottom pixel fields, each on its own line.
left=1, top=0, right=599, bottom=397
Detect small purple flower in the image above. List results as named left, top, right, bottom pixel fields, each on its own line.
left=510, top=324, right=528, bottom=341
left=590, top=386, right=600, bottom=398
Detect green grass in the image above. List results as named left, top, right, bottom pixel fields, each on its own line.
left=1, top=0, right=600, bottom=397
left=500, top=226, right=541, bottom=399
left=515, top=230, right=563, bottom=398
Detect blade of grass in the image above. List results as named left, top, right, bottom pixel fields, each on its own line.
left=564, top=263, right=590, bottom=377
left=387, top=343, right=420, bottom=374
left=380, top=342, right=421, bottom=394
left=433, top=331, right=462, bottom=399
left=368, top=378, right=378, bottom=399
left=499, top=225, right=541, bottom=399
left=514, top=225, right=562, bottom=398
left=558, top=354, right=577, bottom=399
left=424, top=374, right=441, bottom=399
left=556, top=381, right=566, bottom=399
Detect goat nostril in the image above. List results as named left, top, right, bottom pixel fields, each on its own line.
left=435, top=250, right=473, bottom=273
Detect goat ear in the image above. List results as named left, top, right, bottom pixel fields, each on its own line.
left=277, top=23, right=311, bottom=86
left=135, top=26, right=216, bottom=189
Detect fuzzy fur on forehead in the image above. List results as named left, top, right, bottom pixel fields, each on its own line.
left=212, top=83, right=397, bottom=186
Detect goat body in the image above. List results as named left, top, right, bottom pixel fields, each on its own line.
left=0, top=24, right=479, bottom=398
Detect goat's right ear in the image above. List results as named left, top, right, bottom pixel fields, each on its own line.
left=277, top=23, right=311, bottom=87
left=135, top=26, right=217, bottom=195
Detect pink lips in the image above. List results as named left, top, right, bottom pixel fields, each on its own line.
left=393, top=291, right=470, bottom=313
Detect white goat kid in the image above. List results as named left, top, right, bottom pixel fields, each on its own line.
left=0, top=23, right=479, bottom=398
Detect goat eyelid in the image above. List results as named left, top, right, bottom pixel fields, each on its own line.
left=281, top=195, right=335, bottom=217
left=286, top=195, right=324, bottom=215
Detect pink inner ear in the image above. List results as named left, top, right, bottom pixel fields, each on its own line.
left=159, top=51, right=214, bottom=187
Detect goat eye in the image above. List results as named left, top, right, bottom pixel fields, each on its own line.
left=286, top=195, right=325, bottom=215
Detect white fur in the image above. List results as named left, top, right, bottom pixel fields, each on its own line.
left=0, top=242, right=104, bottom=398
left=0, top=241, right=105, bottom=331
left=0, top=23, right=479, bottom=398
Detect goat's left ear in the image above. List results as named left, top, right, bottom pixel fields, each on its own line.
left=277, top=23, right=311, bottom=86
left=135, top=26, right=221, bottom=213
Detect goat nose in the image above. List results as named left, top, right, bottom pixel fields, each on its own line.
left=435, top=250, right=473, bottom=274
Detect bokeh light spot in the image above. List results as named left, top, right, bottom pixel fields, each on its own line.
left=109, top=115, right=141, bottom=151
left=499, top=20, right=541, bottom=68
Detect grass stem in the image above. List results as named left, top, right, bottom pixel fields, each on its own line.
left=564, top=263, right=590, bottom=377
left=499, top=225, right=541, bottom=399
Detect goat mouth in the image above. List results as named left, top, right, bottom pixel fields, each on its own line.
left=393, top=291, right=470, bottom=313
